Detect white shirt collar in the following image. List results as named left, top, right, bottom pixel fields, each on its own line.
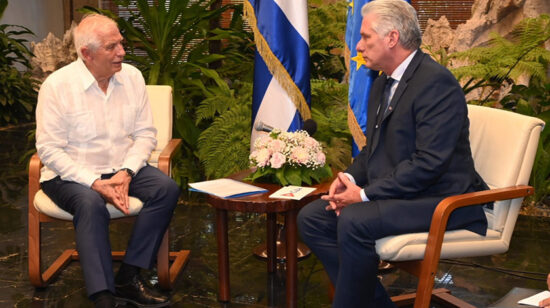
left=75, top=57, right=123, bottom=91
left=389, top=50, right=417, bottom=83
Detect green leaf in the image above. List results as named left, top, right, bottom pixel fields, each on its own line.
left=275, top=168, right=289, bottom=186
left=0, top=0, right=7, bottom=19
left=285, top=168, right=303, bottom=186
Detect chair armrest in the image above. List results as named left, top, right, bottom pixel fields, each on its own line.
left=430, top=185, right=533, bottom=239
left=157, top=139, right=182, bottom=176
left=29, top=153, right=42, bottom=202
left=28, top=153, right=44, bottom=226
left=421, top=185, right=533, bottom=268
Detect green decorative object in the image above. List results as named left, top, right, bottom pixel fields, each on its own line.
left=246, top=130, right=332, bottom=186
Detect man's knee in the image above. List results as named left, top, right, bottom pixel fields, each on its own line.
left=165, top=177, right=180, bottom=198
left=159, top=176, right=180, bottom=206
left=298, top=199, right=332, bottom=240
left=298, top=200, right=322, bottom=231
left=337, top=204, right=382, bottom=243
left=337, top=210, right=362, bottom=237
left=135, top=168, right=180, bottom=204
left=73, top=192, right=109, bottom=221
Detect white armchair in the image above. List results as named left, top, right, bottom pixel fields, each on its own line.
left=28, top=85, right=189, bottom=290
left=376, top=105, right=545, bottom=307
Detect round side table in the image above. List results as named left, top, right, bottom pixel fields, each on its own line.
left=206, top=170, right=331, bottom=308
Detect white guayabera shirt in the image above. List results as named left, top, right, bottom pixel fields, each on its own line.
left=36, top=58, right=157, bottom=187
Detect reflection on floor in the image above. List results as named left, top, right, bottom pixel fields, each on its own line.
left=1, top=124, right=549, bottom=307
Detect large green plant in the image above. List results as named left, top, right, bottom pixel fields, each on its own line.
left=310, top=79, right=351, bottom=171
left=196, top=81, right=252, bottom=179
left=208, top=4, right=255, bottom=83
left=0, top=0, right=38, bottom=126
left=501, top=79, right=550, bottom=207
left=308, top=0, right=348, bottom=81
left=192, top=3, right=256, bottom=180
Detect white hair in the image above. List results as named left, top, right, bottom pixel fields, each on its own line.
left=73, top=14, right=118, bottom=59
left=361, top=0, right=422, bottom=50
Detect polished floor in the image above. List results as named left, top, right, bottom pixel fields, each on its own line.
left=1, top=124, right=550, bottom=308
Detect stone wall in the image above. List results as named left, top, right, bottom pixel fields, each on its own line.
left=423, top=0, right=550, bottom=53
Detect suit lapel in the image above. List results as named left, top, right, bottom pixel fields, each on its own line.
left=366, top=74, right=387, bottom=156
left=380, top=50, right=425, bottom=123
left=368, top=50, right=426, bottom=159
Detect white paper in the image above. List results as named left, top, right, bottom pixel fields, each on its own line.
left=189, top=178, right=267, bottom=199
left=269, top=186, right=317, bottom=200
left=518, top=290, right=550, bottom=306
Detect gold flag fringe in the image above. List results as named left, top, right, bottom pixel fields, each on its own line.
left=243, top=1, right=311, bottom=120
left=347, top=104, right=367, bottom=149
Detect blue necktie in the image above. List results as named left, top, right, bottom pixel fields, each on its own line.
left=376, top=77, right=395, bottom=128
left=382, top=77, right=395, bottom=117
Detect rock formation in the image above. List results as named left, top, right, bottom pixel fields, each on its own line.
left=422, top=16, right=455, bottom=53
left=422, top=0, right=550, bottom=101
left=31, top=22, right=78, bottom=82
left=423, top=0, right=550, bottom=53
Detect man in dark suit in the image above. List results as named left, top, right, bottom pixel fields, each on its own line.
left=297, top=0, right=488, bottom=307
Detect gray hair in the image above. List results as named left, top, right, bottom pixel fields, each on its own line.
left=361, top=0, right=422, bottom=50
left=73, top=14, right=118, bottom=59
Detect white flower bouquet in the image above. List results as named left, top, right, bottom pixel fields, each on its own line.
left=246, top=129, right=332, bottom=186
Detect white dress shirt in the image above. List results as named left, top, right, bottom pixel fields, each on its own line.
left=36, top=58, right=157, bottom=187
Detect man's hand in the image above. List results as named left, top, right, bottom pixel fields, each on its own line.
left=323, top=173, right=346, bottom=210
left=111, top=170, right=132, bottom=211
left=91, top=170, right=132, bottom=215
left=322, top=172, right=363, bottom=215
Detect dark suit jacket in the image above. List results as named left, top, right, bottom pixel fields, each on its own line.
left=346, top=49, right=488, bottom=236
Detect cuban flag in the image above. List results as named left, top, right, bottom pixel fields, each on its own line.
left=346, top=0, right=409, bottom=157
left=244, top=0, right=312, bottom=147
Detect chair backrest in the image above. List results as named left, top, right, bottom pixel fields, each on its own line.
left=146, top=85, right=173, bottom=151
left=467, top=105, right=544, bottom=239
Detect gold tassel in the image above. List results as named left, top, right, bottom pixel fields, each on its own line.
left=243, top=2, right=311, bottom=120
left=347, top=105, right=367, bottom=149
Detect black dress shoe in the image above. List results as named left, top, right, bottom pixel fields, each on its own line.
left=115, top=275, right=171, bottom=308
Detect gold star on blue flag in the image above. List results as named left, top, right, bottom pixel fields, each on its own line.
left=351, top=53, right=367, bottom=71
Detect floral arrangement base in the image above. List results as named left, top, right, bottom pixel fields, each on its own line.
left=247, top=165, right=332, bottom=186
left=246, top=130, right=333, bottom=186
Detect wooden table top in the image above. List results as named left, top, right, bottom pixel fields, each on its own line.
left=206, top=169, right=333, bottom=213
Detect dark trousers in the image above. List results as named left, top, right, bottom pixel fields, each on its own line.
left=297, top=199, right=397, bottom=308
left=41, top=165, right=180, bottom=296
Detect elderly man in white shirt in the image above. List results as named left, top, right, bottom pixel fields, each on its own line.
left=35, top=14, right=178, bottom=308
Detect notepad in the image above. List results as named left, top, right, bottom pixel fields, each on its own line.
left=269, top=185, right=317, bottom=200
left=189, top=178, right=267, bottom=199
